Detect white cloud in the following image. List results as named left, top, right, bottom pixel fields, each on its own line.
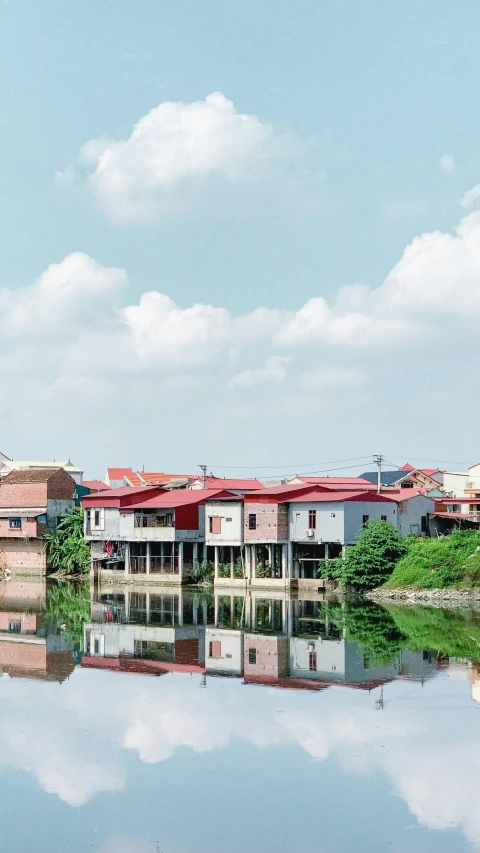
left=439, top=154, right=455, bottom=174
left=460, top=183, right=480, bottom=208
left=229, top=355, right=290, bottom=388
left=57, top=92, right=306, bottom=222
left=0, top=252, right=127, bottom=339
left=3, top=205, right=480, bottom=458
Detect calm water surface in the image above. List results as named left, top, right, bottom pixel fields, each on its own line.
left=1, top=579, right=480, bottom=853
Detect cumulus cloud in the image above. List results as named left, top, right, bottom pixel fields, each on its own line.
left=228, top=356, right=290, bottom=388
left=56, top=92, right=307, bottom=222
left=2, top=206, right=480, bottom=452
left=439, top=154, right=455, bottom=174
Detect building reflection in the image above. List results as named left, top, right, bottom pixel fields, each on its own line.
left=0, top=578, right=75, bottom=682
left=80, top=586, right=440, bottom=691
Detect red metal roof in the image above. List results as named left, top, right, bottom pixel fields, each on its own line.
left=285, top=489, right=395, bottom=504
left=107, top=467, right=142, bottom=486
left=245, top=482, right=322, bottom=499
left=83, top=480, right=109, bottom=491
left=83, top=485, right=165, bottom=508
left=127, top=488, right=237, bottom=510
left=399, top=463, right=415, bottom=471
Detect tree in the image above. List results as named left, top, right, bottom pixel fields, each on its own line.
left=340, top=519, right=407, bottom=590
left=45, top=581, right=90, bottom=644
left=44, top=509, right=90, bottom=575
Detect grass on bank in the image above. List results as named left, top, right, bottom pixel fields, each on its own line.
left=385, top=530, right=480, bottom=589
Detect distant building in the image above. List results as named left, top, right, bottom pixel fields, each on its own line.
left=0, top=468, right=76, bottom=575
left=0, top=456, right=83, bottom=484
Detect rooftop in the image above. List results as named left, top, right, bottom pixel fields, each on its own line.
left=1, top=467, right=66, bottom=484
left=128, top=488, right=237, bottom=510
left=1, top=459, right=82, bottom=473
left=285, top=489, right=394, bottom=504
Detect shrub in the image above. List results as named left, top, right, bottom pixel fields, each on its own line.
left=337, top=519, right=407, bottom=590
left=386, top=530, right=480, bottom=589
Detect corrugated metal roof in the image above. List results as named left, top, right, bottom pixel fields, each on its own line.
left=129, top=488, right=236, bottom=509
left=83, top=480, right=109, bottom=490
left=285, top=489, right=394, bottom=504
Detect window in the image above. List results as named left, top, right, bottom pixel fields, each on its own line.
left=308, top=509, right=316, bottom=529
left=248, top=648, right=257, bottom=664
left=8, top=621, right=21, bottom=633
left=226, top=517, right=232, bottom=522
left=209, top=516, right=222, bottom=534
left=94, top=637, right=100, bottom=654
left=209, top=641, right=221, bottom=658
left=331, top=512, right=336, bottom=518
left=362, top=515, right=369, bottom=526
left=8, top=518, right=21, bottom=530
left=421, top=515, right=427, bottom=533
left=381, top=515, right=387, bottom=522
left=94, top=510, right=100, bottom=527
left=309, top=651, right=317, bottom=671
left=248, top=514, right=257, bottom=530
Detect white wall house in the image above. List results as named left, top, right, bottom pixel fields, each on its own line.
left=440, top=472, right=469, bottom=497
left=288, top=494, right=397, bottom=546
left=204, top=500, right=243, bottom=545
left=395, top=493, right=435, bottom=537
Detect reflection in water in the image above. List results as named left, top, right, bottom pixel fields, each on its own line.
left=1, top=580, right=480, bottom=853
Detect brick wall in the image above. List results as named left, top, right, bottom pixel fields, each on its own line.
left=244, top=501, right=286, bottom=542
left=0, top=482, right=47, bottom=508
left=47, top=469, right=76, bottom=501
left=0, top=518, right=43, bottom=538
left=0, top=540, right=46, bottom=574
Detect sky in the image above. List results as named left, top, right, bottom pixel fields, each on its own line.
left=0, top=666, right=479, bottom=852
left=1, top=0, right=480, bottom=478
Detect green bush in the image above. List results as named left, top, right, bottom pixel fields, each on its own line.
left=330, top=519, right=407, bottom=590
left=45, top=581, right=90, bottom=645
left=386, top=530, right=480, bottom=589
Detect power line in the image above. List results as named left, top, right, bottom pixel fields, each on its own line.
left=202, top=455, right=374, bottom=472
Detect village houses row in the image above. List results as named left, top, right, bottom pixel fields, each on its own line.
left=2, top=451, right=480, bottom=582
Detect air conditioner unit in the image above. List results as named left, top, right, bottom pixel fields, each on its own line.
left=307, top=641, right=315, bottom=651
left=306, top=528, right=315, bottom=537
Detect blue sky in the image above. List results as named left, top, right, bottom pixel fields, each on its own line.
left=1, top=0, right=479, bottom=477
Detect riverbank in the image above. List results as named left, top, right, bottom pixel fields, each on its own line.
left=368, top=585, right=480, bottom=606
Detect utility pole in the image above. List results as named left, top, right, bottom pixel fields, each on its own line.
left=373, top=454, right=384, bottom=494
left=199, top=464, right=207, bottom=489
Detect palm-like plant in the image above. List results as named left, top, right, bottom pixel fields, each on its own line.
left=44, top=509, right=90, bottom=575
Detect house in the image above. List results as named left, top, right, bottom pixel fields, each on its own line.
left=104, top=468, right=196, bottom=489
left=204, top=497, right=245, bottom=584
left=430, top=496, right=480, bottom=532
left=83, top=486, right=236, bottom=583
left=0, top=457, right=83, bottom=484
left=0, top=468, right=76, bottom=575
left=389, top=489, right=435, bottom=537
left=242, top=483, right=319, bottom=590
left=205, top=627, right=244, bottom=676
left=287, top=489, right=398, bottom=583
left=361, top=465, right=443, bottom=492
left=465, top=463, right=480, bottom=499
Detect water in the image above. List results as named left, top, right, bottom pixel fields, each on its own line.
left=1, top=580, right=480, bottom=853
